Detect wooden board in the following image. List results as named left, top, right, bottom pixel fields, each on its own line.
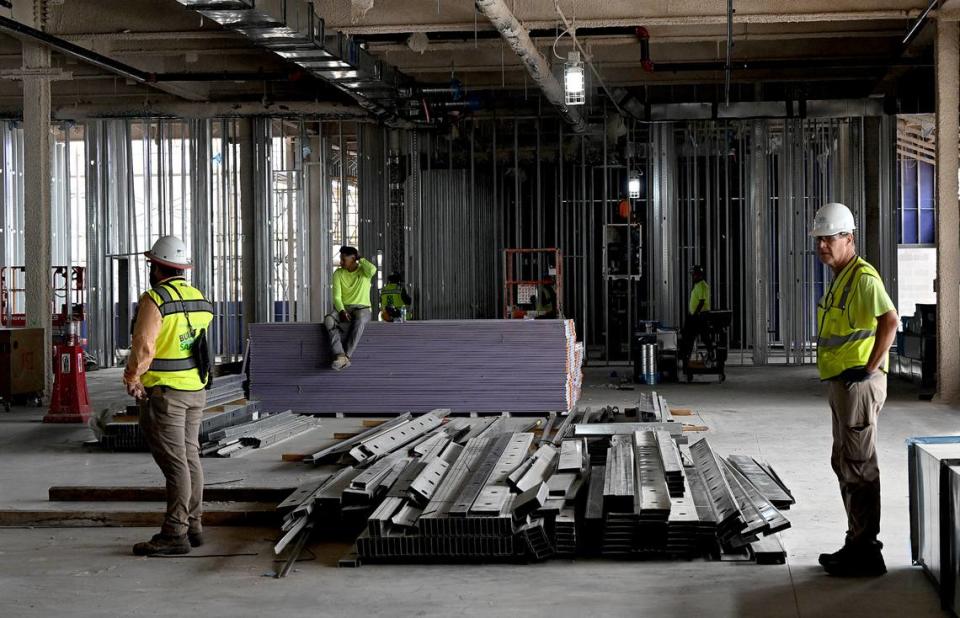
left=0, top=503, right=279, bottom=527
left=670, top=408, right=694, bottom=416
left=48, top=485, right=294, bottom=503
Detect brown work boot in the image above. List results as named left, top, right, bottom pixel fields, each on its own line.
left=332, top=354, right=350, bottom=371
left=188, top=531, right=204, bottom=548
left=132, top=533, right=191, bottom=556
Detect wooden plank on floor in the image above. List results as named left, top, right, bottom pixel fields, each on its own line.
left=0, top=503, right=279, bottom=527
left=682, top=424, right=709, bottom=432
left=48, top=486, right=294, bottom=503
left=334, top=432, right=361, bottom=440
left=362, top=419, right=388, bottom=428
left=670, top=408, right=694, bottom=416
left=281, top=453, right=307, bottom=462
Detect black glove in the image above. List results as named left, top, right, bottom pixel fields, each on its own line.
left=839, top=367, right=872, bottom=383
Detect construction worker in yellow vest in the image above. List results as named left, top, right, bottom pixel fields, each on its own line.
left=680, top=264, right=711, bottom=362
left=123, top=235, right=214, bottom=557
left=811, top=203, right=898, bottom=577
left=380, top=271, right=412, bottom=322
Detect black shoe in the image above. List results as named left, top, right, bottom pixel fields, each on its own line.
left=822, top=544, right=886, bottom=577
left=188, top=531, right=204, bottom=548
left=132, top=533, right=191, bottom=556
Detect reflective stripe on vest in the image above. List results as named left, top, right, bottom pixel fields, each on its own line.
left=140, top=279, right=214, bottom=391
left=159, top=299, right=214, bottom=317
left=817, top=328, right=876, bottom=349
left=816, top=257, right=884, bottom=380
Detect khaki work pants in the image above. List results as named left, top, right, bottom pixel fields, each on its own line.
left=139, top=387, right=207, bottom=537
left=828, top=371, right=887, bottom=545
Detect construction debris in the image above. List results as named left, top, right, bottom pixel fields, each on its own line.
left=248, top=320, right=584, bottom=414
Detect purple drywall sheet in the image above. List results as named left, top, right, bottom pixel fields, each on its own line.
left=249, top=320, right=584, bottom=415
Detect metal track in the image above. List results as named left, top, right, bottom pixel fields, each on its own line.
left=349, top=410, right=448, bottom=464
left=305, top=413, right=412, bottom=464
left=448, top=434, right=512, bottom=517
left=689, top=439, right=743, bottom=539
left=575, top=422, right=683, bottom=438
left=723, top=460, right=790, bottom=535
left=727, top=454, right=794, bottom=508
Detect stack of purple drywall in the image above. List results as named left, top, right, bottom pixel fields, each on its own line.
left=248, top=320, right=583, bottom=415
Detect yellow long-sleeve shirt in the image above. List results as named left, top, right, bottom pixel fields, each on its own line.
left=332, top=258, right=377, bottom=311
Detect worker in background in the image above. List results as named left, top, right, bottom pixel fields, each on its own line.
left=534, top=272, right=558, bottom=319
left=123, top=235, right=214, bottom=557
left=811, top=202, right=898, bottom=577
left=380, top=271, right=412, bottom=322
left=325, top=245, right=377, bottom=370
left=680, top=265, right=710, bottom=361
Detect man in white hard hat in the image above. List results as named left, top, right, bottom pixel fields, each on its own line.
left=123, top=235, right=214, bottom=556
left=811, top=203, right=898, bottom=577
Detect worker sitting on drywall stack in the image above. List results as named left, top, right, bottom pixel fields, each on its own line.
left=324, top=245, right=377, bottom=370
left=123, top=235, right=214, bottom=557
left=811, top=202, right=898, bottom=577
left=679, top=264, right=710, bottom=361
left=380, top=271, right=412, bottom=322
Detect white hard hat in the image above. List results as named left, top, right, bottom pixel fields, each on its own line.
left=809, top=202, right=856, bottom=237
left=144, top=235, right=192, bottom=269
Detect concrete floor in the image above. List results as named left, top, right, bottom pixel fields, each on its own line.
left=0, top=365, right=956, bottom=617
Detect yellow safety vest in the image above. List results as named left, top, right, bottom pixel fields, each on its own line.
left=140, top=278, right=214, bottom=391
left=816, top=256, right=882, bottom=380
left=380, top=283, right=408, bottom=310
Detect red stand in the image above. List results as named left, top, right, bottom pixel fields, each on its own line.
left=43, top=343, right=91, bottom=424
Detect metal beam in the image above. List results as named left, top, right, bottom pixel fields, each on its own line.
left=336, top=11, right=924, bottom=35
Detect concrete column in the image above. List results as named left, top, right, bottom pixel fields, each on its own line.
left=935, top=19, right=960, bottom=403
left=22, top=41, right=53, bottom=396
left=239, top=118, right=257, bottom=337
left=306, top=134, right=326, bottom=322
left=863, top=117, right=883, bottom=269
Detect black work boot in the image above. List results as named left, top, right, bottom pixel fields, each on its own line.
left=132, top=533, right=191, bottom=556
left=822, top=541, right=886, bottom=577
left=818, top=542, right=856, bottom=567
left=188, top=531, right=204, bottom=548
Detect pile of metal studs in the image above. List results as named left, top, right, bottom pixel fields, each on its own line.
left=270, top=394, right=793, bottom=573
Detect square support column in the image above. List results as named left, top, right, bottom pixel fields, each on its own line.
left=22, top=41, right=53, bottom=396
left=239, top=118, right=257, bottom=337
left=935, top=19, right=960, bottom=403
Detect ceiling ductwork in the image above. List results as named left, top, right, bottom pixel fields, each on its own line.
left=475, top=0, right=586, bottom=133
left=175, top=0, right=415, bottom=121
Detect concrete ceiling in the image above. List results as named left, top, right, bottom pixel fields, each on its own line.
left=0, top=0, right=939, bottom=118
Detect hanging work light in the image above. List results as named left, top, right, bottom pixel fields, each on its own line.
left=628, top=171, right=641, bottom=199
left=564, top=51, right=585, bottom=105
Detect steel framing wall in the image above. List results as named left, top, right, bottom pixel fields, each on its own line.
left=0, top=110, right=897, bottom=370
